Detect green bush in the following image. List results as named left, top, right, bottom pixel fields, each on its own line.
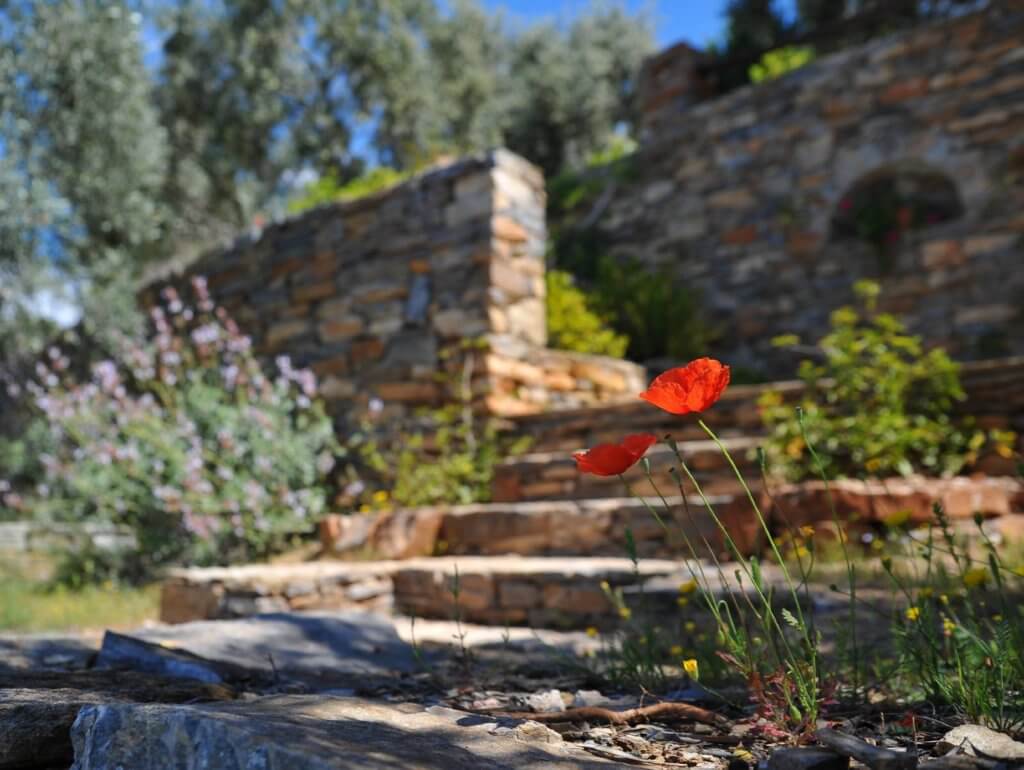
left=760, top=281, right=992, bottom=481
left=592, top=257, right=714, bottom=364
left=1, top=278, right=337, bottom=582
left=337, top=344, right=529, bottom=512
left=546, top=270, right=629, bottom=358
left=287, top=166, right=410, bottom=215
left=749, top=45, right=814, bottom=83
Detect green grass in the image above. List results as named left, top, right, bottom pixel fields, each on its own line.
left=0, top=552, right=159, bottom=633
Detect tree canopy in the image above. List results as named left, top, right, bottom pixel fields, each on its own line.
left=0, top=0, right=653, bottom=387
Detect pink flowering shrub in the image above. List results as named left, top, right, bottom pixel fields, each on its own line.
left=5, top=277, right=336, bottom=581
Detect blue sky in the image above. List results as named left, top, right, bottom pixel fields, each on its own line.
left=482, top=0, right=798, bottom=48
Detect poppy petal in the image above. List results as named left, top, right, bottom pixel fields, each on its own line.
left=639, top=357, right=730, bottom=415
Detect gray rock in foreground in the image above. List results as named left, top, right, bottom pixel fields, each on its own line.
left=132, top=611, right=419, bottom=687
left=71, top=695, right=634, bottom=769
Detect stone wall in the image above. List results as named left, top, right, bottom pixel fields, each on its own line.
left=596, top=2, right=1024, bottom=374
left=149, top=150, right=644, bottom=424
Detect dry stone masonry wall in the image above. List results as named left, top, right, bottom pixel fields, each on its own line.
left=149, top=150, right=644, bottom=425
left=608, top=2, right=1024, bottom=374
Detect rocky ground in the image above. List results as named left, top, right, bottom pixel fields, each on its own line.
left=2, top=606, right=1023, bottom=770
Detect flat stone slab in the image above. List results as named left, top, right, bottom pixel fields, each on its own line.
left=70, top=695, right=636, bottom=769
left=0, top=670, right=232, bottom=770
left=160, top=559, right=400, bottom=623
left=0, top=632, right=100, bottom=672
left=132, top=611, right=418, bottom=687
left=160, top=555, right=692, bottom=628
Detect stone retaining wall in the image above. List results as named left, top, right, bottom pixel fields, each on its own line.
left=596, top=2, right=1024, bottom=373
left=502, top=357, right=1024, bottom=458
left=146, top=150, right=643, bottom=425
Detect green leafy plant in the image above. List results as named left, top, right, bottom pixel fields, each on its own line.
left=1, top=278, right=337, bottom=583
left=888, top=506, right=1024, bottom=732
left=287, top=166, right=411, bottom=215
left=760, top=280, right=994, bottom=481
left=546, top=269, right=629, bottom=358
left=593, top=257, right=715, bottom=364
left=749, top=45, right=815, bottom=83
left=338, top=344, right=527, bottom=511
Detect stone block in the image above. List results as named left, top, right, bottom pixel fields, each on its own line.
left=292, top=282, right=337, bottom=303
left=351, top=338, right=385, bottom=365
left=541, top=583, right=611, bottom=615
left=159, top=580, right=224, bottom=624
left=492, top=216, right=531, bottom=244
left=374, top=381, right=442, bottom=403
left=319, top=317, right=364, bottom=342
left=266, top=320, right=310, bottom=348
left=498, top=580, right=542, bottom=609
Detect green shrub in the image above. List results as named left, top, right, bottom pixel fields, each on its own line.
left=760, top=280, right=992, bottom=481
left=593, top=257, right=715, bottom=364
left=546, top=269, right=629, bottom=358
left=287, top=166, right=409, bottom=215
left=1, top=278, right=337, bottom=582
left=337, top=344, right=529, bottom=512
left=749, top=45, right=814, bottom=83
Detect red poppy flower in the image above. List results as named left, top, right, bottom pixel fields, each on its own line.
left=574, top=433, right=658, bottom=476
left=639, top=358, right=730, bottom=415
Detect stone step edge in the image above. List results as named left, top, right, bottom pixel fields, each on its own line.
left=319, top=493, right=743, bottom=561
left=160, top=554, right=688, bottom=626
left=498, top=436, right=761, bottom=467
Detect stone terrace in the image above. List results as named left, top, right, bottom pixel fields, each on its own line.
left=156, top=4, right=1024, bottom=632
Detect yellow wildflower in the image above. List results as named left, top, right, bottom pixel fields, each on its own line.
left=865, top=458, right=883, bottom=473
left=372, top=489, right=389, bottom=504
left=585, top=626, right=599, bottom=639
left=799, top=525, right=815, bottom=538
left=963, top=567, right=989, bottom=589
left=677, top=597, right=690, bottom=608
left=684, top=621, right=697, bottom=633
left=619, top=606, right=632, bottom=620
left=940, top=594, right=950, bottom=605
left=792, top=545, right=810, bottom=560
left=905, top=606, right=921, bottom=622
left=678, top=579, right=698, bottom=595
left=993, top=614, right=1003, bottom=623
left=670, top=644, right=684, bottom=658
left=682, top=658, right=699, bottom=678
left=882, top=509, right=911, bottom=528
left=785, top=437, right=805, bottom=459
left=918, top=587, right=933, bottom=599
left=942, top=617, right=956, bottom=635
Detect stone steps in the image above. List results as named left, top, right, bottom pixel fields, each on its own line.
left=492, top=437, right=762, bottom=503
left=319, top=493, right=762, bottom=562
left=160, top=555, right=690, bottom=629
left=503, top=381, right=783, bottom=456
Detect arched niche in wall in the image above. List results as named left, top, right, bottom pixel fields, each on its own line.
left=830, top=162, right=964, bottom=266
